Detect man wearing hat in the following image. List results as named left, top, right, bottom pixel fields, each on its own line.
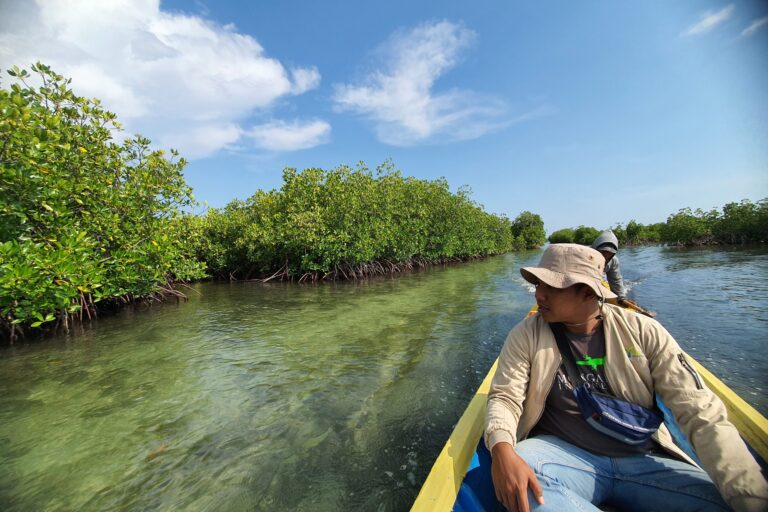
left=591, top=229, right=626, bottom=301
left=485, top=244, right=767, bottom=512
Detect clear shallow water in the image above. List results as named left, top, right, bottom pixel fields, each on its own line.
left=0, top=246, right=766, bottom=511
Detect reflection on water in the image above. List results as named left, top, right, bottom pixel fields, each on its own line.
left=0, top=246, right=766, bottom=511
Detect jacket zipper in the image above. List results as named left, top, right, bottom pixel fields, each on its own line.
left=678, top=354, right=703, bottom=390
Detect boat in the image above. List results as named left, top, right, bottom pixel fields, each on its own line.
left=411, top=306, right=768, bottom=512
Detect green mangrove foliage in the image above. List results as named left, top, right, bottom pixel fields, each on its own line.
left=548, top=226, right=599, bottom=245
left=0, top=63, right=204, bottom=342
left=548, top=228, right=575, bottom=244
left=611, top=220, right=665, bottom=245
left=0, top=64, right=546, bottom=342
left=572, top=226, right=600, bottom=246
left=510, top=211, right=547, bottom=249
left=548, top=199, right=768, bottom=246
left=193, top=164, right=540, bottom=281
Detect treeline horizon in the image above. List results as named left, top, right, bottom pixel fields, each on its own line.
left=1, top=63, right=546, bottom=343
left=548, top=198, right=768, bottom=247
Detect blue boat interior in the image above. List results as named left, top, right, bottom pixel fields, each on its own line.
left=453, top=440, right=497, bottom=512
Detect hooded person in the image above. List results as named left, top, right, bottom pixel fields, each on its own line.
left=591, top=230, right=627, bottom=301
left=485, top=243, right=767, bottom=512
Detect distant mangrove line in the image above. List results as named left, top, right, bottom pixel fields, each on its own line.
left=0, top=63, right=545, bottom=343
left=548, top=199, right=768, bottom=246
left=189, top=165, right=546, bottom=282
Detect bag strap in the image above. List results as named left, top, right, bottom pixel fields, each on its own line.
left=549, top=322, right=583, bottom=389
left=551, top=323, right=661, bottom=413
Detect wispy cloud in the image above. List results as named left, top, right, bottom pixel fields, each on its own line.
left=741, top=16, right=768, bottom=37
left=245, top=120, right=331, bottom=151
left=333, top=20, right=529, bottom=146
left=0, top=0, right=327, bottom=158
left=683, top=4, right=735, bottom=36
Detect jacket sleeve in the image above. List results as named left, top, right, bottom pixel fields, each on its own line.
left=605, top=257, right=627, bottom=300
left=485, top=321, right=533, bottom=452
left=642, top=320, right=768, bottom=511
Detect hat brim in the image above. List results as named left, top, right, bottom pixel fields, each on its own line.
left=521, top=267, right=617, bottom=300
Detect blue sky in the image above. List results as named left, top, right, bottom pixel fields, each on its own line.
left=1, top=1, right=766, bottom=232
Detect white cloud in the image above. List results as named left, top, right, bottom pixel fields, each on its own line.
left=333, top=20, right=520, bottom=146
left=246, top=120, right=331, bottom=151
left=164, top=123, right=243, bottom=159
left=683, top=4, right=735, bottom=36
left=0, top=0, right=327, bottom=158
left=290, top=67, right=322, bottom=95
left=741, top=16, right=768, bottom=37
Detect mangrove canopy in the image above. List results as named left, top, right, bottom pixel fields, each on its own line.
left=0, top=63, right=205, bottom=342
left=191, top=164, right=546, bottom=281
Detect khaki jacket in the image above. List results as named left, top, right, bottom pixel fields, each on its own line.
left=485, top=304, right=768, bottom=511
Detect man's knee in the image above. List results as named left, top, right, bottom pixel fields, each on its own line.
left=514, top=438, right=553, bottom=474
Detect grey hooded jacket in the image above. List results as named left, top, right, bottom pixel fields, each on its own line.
left=591, top=230, right=627, bottom=300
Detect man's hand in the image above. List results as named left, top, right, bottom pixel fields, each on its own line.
left=491, top=442, right=544, bottom=512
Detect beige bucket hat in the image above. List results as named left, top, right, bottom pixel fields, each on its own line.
left=521, top=243, right=617, bottom=300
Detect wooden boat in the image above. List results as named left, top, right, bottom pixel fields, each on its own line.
left=411, top=306, right=768, bottom=512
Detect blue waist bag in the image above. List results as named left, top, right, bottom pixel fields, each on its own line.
left=551, top=323, right=662, bottom=445
left=574, top=385, right=662, bottom=445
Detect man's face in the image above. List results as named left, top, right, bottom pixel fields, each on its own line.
left=599, top=250, right=615, bottom=264
left=534, top=281, right=588, bottom=323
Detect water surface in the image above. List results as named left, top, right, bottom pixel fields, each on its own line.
left=0, top=246, right=765, bottom=511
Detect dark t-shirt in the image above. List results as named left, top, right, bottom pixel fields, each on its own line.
left=531, top=325, right=658, bottom=456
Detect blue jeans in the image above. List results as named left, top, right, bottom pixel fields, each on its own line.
left=515, top=435, right=729, bottom=511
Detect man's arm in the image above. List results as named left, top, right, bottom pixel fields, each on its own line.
left=485, top=321, right=543, bottom=511
left=605, top=257, right=627, bottom=300
left=643, top=320, right=768, bottom=511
